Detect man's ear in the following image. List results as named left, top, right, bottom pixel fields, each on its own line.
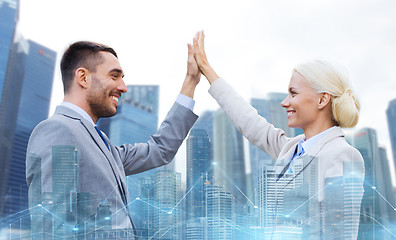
left=75, top=68, right=89, bottom=89
left=318, top=92, right=331, bottom=109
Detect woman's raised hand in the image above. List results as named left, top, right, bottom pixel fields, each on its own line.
left=193, top=30, right=219, bottom=84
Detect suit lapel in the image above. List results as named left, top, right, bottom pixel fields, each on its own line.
left=80, top=119, right=130, bottom=204
left=55, top=106, right=128, bottom=202
left=276, top=127, right=344, bottom=183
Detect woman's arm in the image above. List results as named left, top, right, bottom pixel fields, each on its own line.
left=192, top=31, right=290, bottom=158
left=209, top=78, right=289, bottom=159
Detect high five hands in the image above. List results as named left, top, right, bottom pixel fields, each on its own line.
left=181, top=30, right=220, bottom=98
left=192, top=30, right=220, bottom=85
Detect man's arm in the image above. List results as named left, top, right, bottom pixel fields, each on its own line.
left=118, top=43, right=200, bottom=175
left=180, top=43, right=201, bottom=99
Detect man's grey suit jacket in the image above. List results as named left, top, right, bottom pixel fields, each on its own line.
left=26, top=102, right=197, bottom=234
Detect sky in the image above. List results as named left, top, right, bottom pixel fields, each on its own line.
left=18, top=0, right=396, bottom=182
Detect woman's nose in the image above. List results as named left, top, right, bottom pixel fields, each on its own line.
left=281, top=95, right=289, bottom=108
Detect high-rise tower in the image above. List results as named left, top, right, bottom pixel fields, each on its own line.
left=0, top=0, right=56, bottom=226
left=351, top=128, right=388, bottom=239
left=386, top=99, right=396, bottom=181
left=186, top=128, right=213, bottom=220
left=213, top=108, right=247, bottom=208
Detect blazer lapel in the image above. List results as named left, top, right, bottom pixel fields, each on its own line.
left=55, top=106, right=127, bottom=200
left=79, top=118, right=129, bottom=203
left=275, top=127, right=344, bottom=182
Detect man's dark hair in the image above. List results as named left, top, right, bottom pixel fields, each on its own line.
left=60, top=41, right=118, bottom=93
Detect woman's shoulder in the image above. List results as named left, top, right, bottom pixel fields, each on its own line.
left=321, top=135, right=364, bottom=163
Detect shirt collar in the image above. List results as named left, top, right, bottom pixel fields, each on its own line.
left=301, top=126, right=337, bottom=153
left=61, top=102, right=96, bottom=127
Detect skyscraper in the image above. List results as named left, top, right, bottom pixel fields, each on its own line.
left=205, top=184, right=233, bottom=240
left=386, top=98, right=396, bottom=181
left=0, top=0, right=18, bottom=91
left=351, top=128, right=386, bottom=239
left=186, top=128, right=213, bottom=220
left=153, top=170, right=182, bottom=239
left=185, top=128, right=213, bottom=239
left=97, top=85, right=159, bottom=229
left=192, top=110, right=214, bottom=142
left=136, top=175, right=156, bottom=238
left=3, top=40, right=55, bottom=222
left=378, top=146, right=396, bottom=224
left=0, top=0, right=56, bottom=227
left=258, top=164, right=294, bottom=228
left=135, top=169, right=183, bottom=240
left=213, top=108, right=247, bottom=208
left=0, top=0, right=22, bottom=215
left=250, top=93, right=293, bottom=194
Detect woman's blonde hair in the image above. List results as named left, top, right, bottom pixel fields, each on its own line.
left=293, top=60, right=360, bottom=128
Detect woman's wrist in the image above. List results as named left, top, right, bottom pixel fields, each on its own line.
left=201, top=65, right=219, bottom=84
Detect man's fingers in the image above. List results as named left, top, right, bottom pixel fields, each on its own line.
left=193, top=32, right=199, bottom=50
left=187, top=43, right=193, bottom=55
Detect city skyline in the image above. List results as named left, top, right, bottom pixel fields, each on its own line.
left=1, top=0, right=396, bottom=238
left=17, top=0, right=396, bottom=180
left=0, top=0, right=57, bottom=230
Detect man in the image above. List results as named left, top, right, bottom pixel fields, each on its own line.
left=26, top=41, right=199, bottom=238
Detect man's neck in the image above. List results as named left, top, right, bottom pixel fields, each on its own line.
left=61, top=101, right=97, bottom=126
left=63, top=95, right=98, bottom=124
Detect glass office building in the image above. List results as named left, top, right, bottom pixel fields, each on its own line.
left=0, top=0, right=56, bottom=230
left=186, top=128, right=213, bottom=220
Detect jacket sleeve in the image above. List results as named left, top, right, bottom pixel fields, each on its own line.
left=208, top=78, right=290, bottom=160
left=116, top=102, right=198, bottom=175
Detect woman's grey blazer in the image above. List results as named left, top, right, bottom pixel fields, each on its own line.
left=26, top=102, right=197, bottom=235
left=209, top=78, right=365, bottom=239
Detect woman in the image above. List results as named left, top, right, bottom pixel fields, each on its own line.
left=192, top=31, right=364, bottom=239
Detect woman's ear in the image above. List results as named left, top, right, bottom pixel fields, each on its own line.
left=318, top=92, right=331, bottom=109
left=75, top=68, right=89, bottom=89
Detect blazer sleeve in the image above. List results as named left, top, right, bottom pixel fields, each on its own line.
left=208, top=78, right=290, bottom=160
left=116, top=102, right=198, bottom=175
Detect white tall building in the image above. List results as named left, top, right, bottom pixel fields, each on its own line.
left=257, top=163, right=294, bottom=228
left=205, top=184, right=234, bottom=240
left=153, top=170, right=182, bottom=240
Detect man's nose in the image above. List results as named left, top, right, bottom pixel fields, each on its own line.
left=118, top=79, right=128, bottom=93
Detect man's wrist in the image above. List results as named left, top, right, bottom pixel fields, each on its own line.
left=176, top=93, right=195, bottom=111
left=180, top=75, right=198, bottom=98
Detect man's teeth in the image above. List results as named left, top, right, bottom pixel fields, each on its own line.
left=288, top=112, right=295, bottom=116
left=111, top=96, right=119, bottom=103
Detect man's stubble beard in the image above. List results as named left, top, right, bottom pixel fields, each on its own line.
left=87, top=76, right=117, bottom=119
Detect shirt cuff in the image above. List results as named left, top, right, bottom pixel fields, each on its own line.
left=176, top=93, right=195, bottom=111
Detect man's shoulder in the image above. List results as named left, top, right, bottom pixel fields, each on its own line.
left=30, top=111, right=82, bottom=144
left=34, top=110, right=80, bottom=130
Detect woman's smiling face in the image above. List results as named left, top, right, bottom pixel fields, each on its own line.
left=281, top=71, right=322, bottom=131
